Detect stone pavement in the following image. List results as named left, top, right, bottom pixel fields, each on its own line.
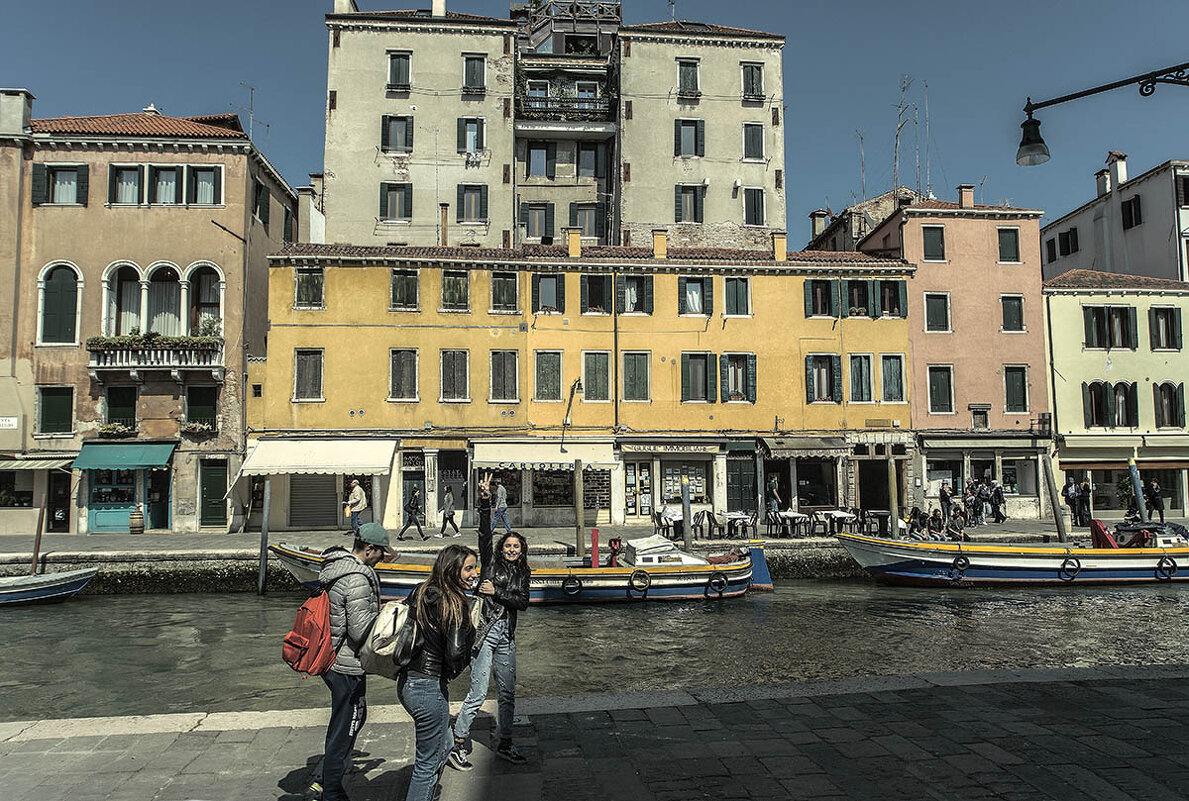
left=3, top=665, right=1189, bottom=801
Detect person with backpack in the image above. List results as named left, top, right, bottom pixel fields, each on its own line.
left=449, top=530, right=532, bottom=771
left=399, top=544, right=479, bottom=801
left=312, top=523, right=388, bottom=801
left=398, top=487, right=427, bottom=541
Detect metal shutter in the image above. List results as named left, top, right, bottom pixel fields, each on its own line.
left=288, top=474, right=340, bottom=528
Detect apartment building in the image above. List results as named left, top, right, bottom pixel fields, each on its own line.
left=242, top=233, right=915, bottom=530
left=1045, top=269, right=1189, bottom=517
left=1042, top=152, right=1189, bottom=282
left=0, top=90, right=295, bottom=534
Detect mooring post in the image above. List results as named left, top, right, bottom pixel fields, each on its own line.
left=681, top=474, right=692, bottom=550
left=573, top=459, right=585, bottom=559
left=257, top=478, right=271, bottom=595
left=30, top=493, right=46, bottom=576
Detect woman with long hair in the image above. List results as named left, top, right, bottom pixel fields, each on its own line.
left=399, top=544, right=478, bottom=801
left=448, top=530, right=531, bottom=769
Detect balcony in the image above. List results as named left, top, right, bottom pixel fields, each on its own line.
left=86, top=335, right=225, bottom=383
left=516, top=96, right=614, bottom=123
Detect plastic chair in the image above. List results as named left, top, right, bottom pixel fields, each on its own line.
left=744, top=510, right=759, bottom=538
left=691, top=509, right=706, bottom=539
left=764, top=510, right=778, bottom=537
left=809, top=511, right=829, bottom=537
left=653, top=511, right=672, bottom=539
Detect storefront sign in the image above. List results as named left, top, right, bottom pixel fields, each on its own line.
left=402, top=452, right=425, bottom=470
left=485, top=461, right=599, bottom=471
left=0, top=417, right=17, bottom=430
left=619, top=443, right=720, bottom=455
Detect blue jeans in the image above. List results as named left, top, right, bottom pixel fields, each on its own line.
left=453, top=618, right=517, bottom=741
left=321, top=671, right=367, bottom=801
left=493, top=508, right=512, bottom=533
left=398, top=674, right=450, bottom=801
left=349, top=511, right=362, bottom=534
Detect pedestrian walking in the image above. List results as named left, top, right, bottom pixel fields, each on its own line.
left=438, top=486, right=460, bottom=537
left=765, top=475, right=782, bottom=514
left=492, top=479, right=512, bottom=534
left=399, top=488, right=427, bottom=541
left=1061, top=478, right=1080, bottom=526
left=398, top=545, right=479, bottom=801
left=990, top=482, right=1006, bottom=524
left=1078, top=480, right=1092, bottom=526
left=449, top=531, right=532, bottom=771
left=1146, top=479, right=1165, bottom=524
left=938, top=481, right=954, bottom=523
left=345, top=479, right=368, bottom=536
left=311, top=523, right=387, bottom=801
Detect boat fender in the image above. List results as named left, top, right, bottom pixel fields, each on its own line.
left=1058, top=556, right=1081, bottom=582
left=629, top=569, right=651, bottom=593
left=1156, top=556, right=1178, bottom=581
left=707, top=571, right=728, bottom=594
left=952, top=555, right=970, bottom=574
left=562, top=576, right=583, bottom=596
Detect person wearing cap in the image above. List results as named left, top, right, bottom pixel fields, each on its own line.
left=312, top=522, right=388, bottom=801
left=346, top=479, right=368, bottom=536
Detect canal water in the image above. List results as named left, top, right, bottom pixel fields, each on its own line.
left=5, top=582, right=1189, bottom=723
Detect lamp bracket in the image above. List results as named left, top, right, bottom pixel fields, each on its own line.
left=1139, top=66, right=1189, bottom=96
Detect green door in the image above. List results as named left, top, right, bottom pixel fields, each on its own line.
left=199, top=460, right=228, bottom=527
left=726, top=458, right=756, bottom=512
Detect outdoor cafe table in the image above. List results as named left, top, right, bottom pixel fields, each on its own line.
left=721, top=510, right=751, bottom=536
left=825, top=509, right=856, bottom=534
left=777, top=510, right=809, bottom=536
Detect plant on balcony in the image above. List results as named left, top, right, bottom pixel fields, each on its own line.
left=181, top=421, right=216, bottom=436
left=98, top=422, right=136, bottom=438
left=86, top=333, right=224, bottom=351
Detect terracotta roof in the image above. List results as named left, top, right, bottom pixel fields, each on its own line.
left=906, top=199, right=1040, bottom=214
left=32, top=112, right=248, bottom=139
left=1044, top=269, right=1189, bottom=292
left=620, top=20, right=783, bottom=40
left=329, top=8, right=516, bottom=24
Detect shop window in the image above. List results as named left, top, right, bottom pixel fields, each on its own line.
left=662, top=462, right=709, bottom=504
left=532, top=471, right=574, bottom=507
left=91, top=469, right=136, bottom=504
left=0, top=471, right=33, bottom=507
left=926, top=460, right=964, bottom=495
left=796, top=458, right=836, bottom=507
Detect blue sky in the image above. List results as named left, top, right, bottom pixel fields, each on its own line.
left=4, top=0, right=1188, bottom=246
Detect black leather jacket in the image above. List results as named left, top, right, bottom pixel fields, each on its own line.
left=405, top=584, right=475, bottom=680
left=480, top=558, right=530, bottom=640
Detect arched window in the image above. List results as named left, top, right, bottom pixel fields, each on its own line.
left=188, top=265, right=222, bottom=336
left=106, top=265, right=141, bottom=335
left=40, top=264, right=79, bottom=344
left=1155, top=382, right=1185, bottom=428
left=1113, top=382, right=1137, bottom=428
left=1084, top=381, right=1109, bottom=427
left=146, top=266, right=181, bottom=335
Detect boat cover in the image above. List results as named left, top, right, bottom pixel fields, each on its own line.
left=625, top=534, right=680, bottom=554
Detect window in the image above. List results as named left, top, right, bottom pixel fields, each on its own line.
left=743, top=188, right=765, bottom=226
left=724, top=354, right=756, bottom=402
left=922, top=226, right=946, bottom=260
left=146, top=266, right=182, bottom=335
left=108, top=265, right=140, bottom=336
left=577, top=143, right=602, bottom=178
left=388, top=52, right=411, bottom=89
left=675, top=185, right=704, bottom=223
left=458, top=118, right=485, bottom=153
left=849, top=355, right=872, bottom=402
left=390, top=269, right=418, bottom=310
left=806, top=355, right=840, bottom=403
left=1045, top=238, right=1058, bottom=263
left=490, top=350, right=518, bottom=402
left=463, top=55, right=486, bottom=92
left=674, top=119, right=704, bottom=157
left=575, top=82, right=598, bottom=108
left=847, top=281, right=870, bottom=316
left=620, top=275, right=651, bottom=314
left=742, top=63, right=764, bottom=98
left=440, top=271, right=469, bottom=311
left=678, top=276, right=711, bottom=315
left=584, top=352, right=610, bottom=401
left=879, top=280, right=905, bottom=317
left=1004, top=366, right=1028, bottom=412
left=109, top=166, right=142, bottom=205
left=283, top=207, right=294, bottom=243
left=1114, top=382, right=1137, bottom=427
left=294, top=350, right=324, bottom=400
left=382, top=115, right=414, bottom=153
left=998, top=228, right=1020, bottom=263
left=677, top=59, right=699, bottom=95
left=40, top=264, right=79, bottom=344
left=1122, top=195, right=1142, bottom=230
left=725, top=277, right=749, bottom=316
left=972, top=408, right=989, bottom=430
left=533, top=273, right=563, bottom=312
left=743, top=123, right=764, bottom=160
left=581, top=274, right=611, bottom=314
left=441, top=350, right=469, bottom=401
left=294, top=267, right=324, bottom=309
left=1058, top=227, right=1079, bottom=256
left=526, top=80, right=548, bottom=108
left=1182, top=176, right=1189, bottom=207
left=681, top=353, right=715, bottom=402
left=1083, top=306, right=1137, bottom=349
left=1150, top=307, right=1182, bottom=350
left=924, top=293, right=950, bottom=332
left=524, top=203, right=553, bottom=240
left=380, top=182, right=413, bottom=221
left=0, top=471, right=33, bottom=508
left=927, top=366, right=954, bottom=413
left=107, top=386, right=137, bottom=427
left=150, top=166, right=182, bottom=205
left=535, top=351, right=562, bottom=401
left=573, top=203, right=598, bottom=238
left=806, top=279, right=835, bottom=317
left=457, top=184, right=488, bottom=223
left=48, top=166, right=81, bottom=204
left=37, top=387, right=73, bottom=434
left=526, top=141, right=556, bottom=178
left=1002, top=296, right=1025, bottom=332
left=186, top=386, right=218, bottom=427
left=252, top=180, right=270, bottom=227
left=491, top=272, right=517, bottom=312
left=881, top=355, right=905, bottom=402
left=623, top=352, right=650, bottom=401
left=1155, top=382, right=1185, bottom=428
left=184, top=166, right=219, bottom=205
left=1084, top=381, right=1109, bottom=427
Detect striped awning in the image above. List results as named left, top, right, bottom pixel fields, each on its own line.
left=239, top=439, right=398, bottom=476
left=0, top=458, right=74, bottom=471
left=761, top=437, right=850, bottom=459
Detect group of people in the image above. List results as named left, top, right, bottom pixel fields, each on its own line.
left=904, top=506, right=971, bottom=542
left=938, top=479, right=1007, bottom=528
left=1060, top=478, right=1094, bottom=527
left=346, top=477, right=514, bottom=542
left=316, top=471, right=530, bottom=801
left=1066, top=476, right=1166, bottom=525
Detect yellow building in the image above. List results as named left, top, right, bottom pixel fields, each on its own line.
left=244, top=231, right=915, bottom=529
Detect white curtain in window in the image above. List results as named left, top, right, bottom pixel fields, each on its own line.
left=1114, top=385, right=1129, bottom=427
left=53, top=170, right=77, bottom=203
left=195, top=171, right=216, bottom=205
left=624, top=280, right=638, bottom=310
left=685, top=283, right=703, bottom=314
left=155, top=170, right=177, bottom=204
left=117, top=170, right=139, bottom=204
left=118, top=278, right=140, bottom=335
left=196, top=272, right=220, bottom=330
left=147, top=279, right=181, bottom=335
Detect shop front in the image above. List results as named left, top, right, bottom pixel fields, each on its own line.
left=471, top=439, right=619, bottom=526
left=618, top=441, right=726, bottom=525
left=1057, top=435, right=1189, bottom=517
left=760, top=437, right=850, bottom=513
left=72, top=442, right=177, bottom=534
left=918, top=434, right=1049, bottom=519
left=0, top=456, right=75, bottom=534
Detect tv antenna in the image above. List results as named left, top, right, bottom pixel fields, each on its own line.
left=856, top=130, right=865, bottom=201
left=232, top=81, right=269, bottom=149
left=668, top=0, right=676, bottom=21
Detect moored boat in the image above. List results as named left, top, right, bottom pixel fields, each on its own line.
left=0, top=567, right=99, bottom=605
left=270, top=535, right=770, bottom=603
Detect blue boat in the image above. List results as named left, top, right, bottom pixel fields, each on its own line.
left=0, top=567, right=98, bottom=605
left=270, top=535, right=770, bottom=604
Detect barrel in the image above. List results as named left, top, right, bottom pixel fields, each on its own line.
left=129, top=505, right=145, bottom=535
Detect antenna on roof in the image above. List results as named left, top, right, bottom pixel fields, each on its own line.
left=856, top=130, right=865, bottom=202
left=668, top=0, right=676, bottom=21
left=239, top=82, right=255, bottom=140
left=924, top=79, right=932, bottom=198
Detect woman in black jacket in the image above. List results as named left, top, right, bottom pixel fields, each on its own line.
left=398, top=488, right=427, bottom=541
left=398, top=544, right=478, bottom=801
left=448, top=531, right=531, bottom=770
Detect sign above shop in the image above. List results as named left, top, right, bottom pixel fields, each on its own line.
left=619, top=443, right=721, bottom=455
left=402, top=452, right=425, bottom=469
left=481, top=461, right=599, bottom=472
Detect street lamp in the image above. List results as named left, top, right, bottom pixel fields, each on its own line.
left=1016, top=60, right=1189, bottom=167
left=559, top=377, right=584, bottom=452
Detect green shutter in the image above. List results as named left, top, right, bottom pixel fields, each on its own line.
left=580, top=275, right=589, bottom=312
left=519, top=202, right=528, bottom=232
left=456, top=184, right=465, bottom=222
left=1082, top=383, right=1092, bottom=428
left=546, top=143, right=557, bottom=178
left=677, top=277, right=688, bottom=314
left=831, top=355, right=842, bottom=402
left=897, top=281, right=907, bottom=318
left=1104, top=382, right=1116, bottom=427
left=643, top=276, right=653, bottom=314
left=706, top=354, right=717, bottom=403
left=479, top=185, right=488, bottom=221
left=595, top=202, right=606, bottom=239
left=570, top=202, right=578, bottom=227
left=595, top=143, right=606, bottom=178
left=381, top=115, right=391, bottom=150
left=456, top=118, right=466, bottom=152
left=867, top=280, right=879, bottom=317
left=31, top=163, right=48, bottom=205
left=1149, top=308, right=1158, bottom=350
left=829, top=280, right=840, bottom=317
left=747, top=355, right=757, bottom=402
left=1126, top=307, right=1138, bottom=349
left=695, top=120, right=705, bottom=156
left=703, top=277, right=713, bottom=316
left=555, top=272, right=565, bottom=312
left=544, top=203, right=555, bottom=239
left=1154, top=383, right=1164, bottom=427
left=212, top=166, right=221, bottom=205
left=108, top=165, right=119, bottom=204
left=1178, top=383, right=1186, bottom=427
left=76, top=165, right=89, bottom=206
left=1083, top=307, right=1096, bottom=347
left=379, top=183, right=389, bottom=218
left=805, top=356, right=815, bottom=402
left=531, top=274, right=540, bottom=312
left=1129, top=384, right=1139, bottom=426
left=615, top=275, right=626, bottom=313
left=840, top=282, right=850, bottom=318
left=476, top=119, right=485, bottom=150
left=1175, top=308, right=1184, bottom=349
left=174, top=168, right=184, bottom=205
left=803, top=281, right=813, bottom=317
left=403, top=184, right=414, bottom=218
left=603, top=274, right=613, bottom=310
left=720, top=355, right=729, bottom=402
left=674, top=186, right=683, bottom=223
left=681, top=354, right=691, bottom=401
left=695, top=186, right=705, bottom=222
left=673, top=120, right=682, bottom=156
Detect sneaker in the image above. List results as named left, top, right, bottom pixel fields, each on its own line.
left=307, top=780, right=323, bottom=800
left=496, top=741, right=528, bottom=765
left=433, top=533, right=444, bottom=538
left=447, top=745, right=474, bottom=771
left=450, top=532, right=461, bottom=538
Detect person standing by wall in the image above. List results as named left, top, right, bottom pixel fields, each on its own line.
left=399, top=488, right=427, bottom=541
left=492, top=479, right=512, bottom=534
left=938, top=482, right=954, bottom=523
left=1146, top=478, right=1165, bottom=524
left=1078, top=479, right=1092, bottom=526
left=346, top=479, right=368, bottom=536
left=438, top=486, right=460, bottom=538
left=765, top=475, right=782, bottom=513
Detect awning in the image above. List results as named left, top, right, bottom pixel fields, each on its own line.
left=239, top=439, right=398, bottom=476
left=1060, top=460, right=1189, bottom=471
left=762, top=437, right=850, bottom=459
left=72, top=443, right=176, bottom=470
left=918, top=436, right=1046, bottom=451
left=472, top=440, right=617, bottom=470
left=0, top=458, right=75, bottom=471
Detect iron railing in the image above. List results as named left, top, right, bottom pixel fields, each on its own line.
left=516, top=96, right=614, bottom=122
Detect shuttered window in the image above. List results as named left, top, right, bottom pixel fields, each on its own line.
left=441, top=350, right=469, bottom=400
left=805, top=355, right=841, bottom=403
left=583, top=352, right=610, bottom=401
left=380, top=182, right=413, bottom=220
left=294, top=268, right=324, bottom=309
left=441, top=271, right=469, bottom=311
left=390, top=350, right=418, bottom=400
left=674, top=119, right=704, bottom=157
left=922, top=225, right=946, bottom=260
left=742, top=63, right=764, bottom=97
left=186, top=386, right=218, bottom=426
left=681, top=353, right=715, bottom=402
left=381, top=116, right=414, bottom=153
left=38, top=387, right=73, bottom=434
left=925, top=293, right=950, bottom=332
left=391, top=269, right=418, bottom=310
left=881, top=355, right=905, bottom=402
left=743, top=188, right=764, bottom=225
left=107, top=386, right=138, bottom=426
left=40, top=265, right=78, bottom=344
left=490, top=350, right=518, bottom=401
left=849, top=355, right=872, bottom=402
left=463, top=55, right=486, bottom=92
left=491, top=272, right=518, bottom=312
left=997, top=228, right=1021, bottom=262
left=623, top=352, right=650, bottom=401
left=722, top=354, right=757, bottom=402
left=725, top=277, right=749, bottom=315
left=1002, top=296, right=1025, bottom=331
left=388, top=52, right=411, bottom=89
left=535, top=351, right=562, bottom=400
left=580, top=274, right=612, bottom=314
left=1004, top=366, right=1028, bottom=412
left=743, top=123, right=764, bottom=160
left=458, top=185, right=487, bottom=222
left=927, top=366, right=954, bottom=413
left=294, top=350, right=324, bottom=400
left=618, top=275, right=652, bottom=314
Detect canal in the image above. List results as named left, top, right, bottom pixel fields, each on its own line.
left=5, top=581, right=1188, bottom=723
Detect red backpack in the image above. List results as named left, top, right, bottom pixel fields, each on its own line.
left=282, top=576, right=348, bottom=677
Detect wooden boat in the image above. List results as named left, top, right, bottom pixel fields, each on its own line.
left=0, top=567, right=98, bottom=605
left=270, top=535, right=771, bottom=603
left=835, top=520, right=1189, bottom=587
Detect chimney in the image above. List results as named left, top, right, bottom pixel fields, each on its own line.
left=957, top=184, right=975, bottom=209
left=772, top=231, right=787, bottom=263
left=1095, top=168, right=1111, bottom=197
left=809, top=209, right=829, bottom=239
left=297, top=186, right=326, bottom=243
left=565, top=227, right=582, bottom=258
left=439, top=203, right=449, bottom=246
left=652, top=228, right=668, bottom=259
left=432, top=0, right=446, bottom=17
left=1107, top=150, right=1127, bottom=189
left=0, top=89, right=34, bottom=137
left=333, top=0, right=359, bottom=13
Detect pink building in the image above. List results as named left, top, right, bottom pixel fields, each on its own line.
left=859, top=185, right=1053, bottom=519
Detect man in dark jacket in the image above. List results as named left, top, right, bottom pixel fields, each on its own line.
left=312, top=523, right=387, bottom=801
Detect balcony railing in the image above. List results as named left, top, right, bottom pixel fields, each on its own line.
left=516, top=96, right=614, bottom=122
left=86, top=336, right=225, bottom=382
